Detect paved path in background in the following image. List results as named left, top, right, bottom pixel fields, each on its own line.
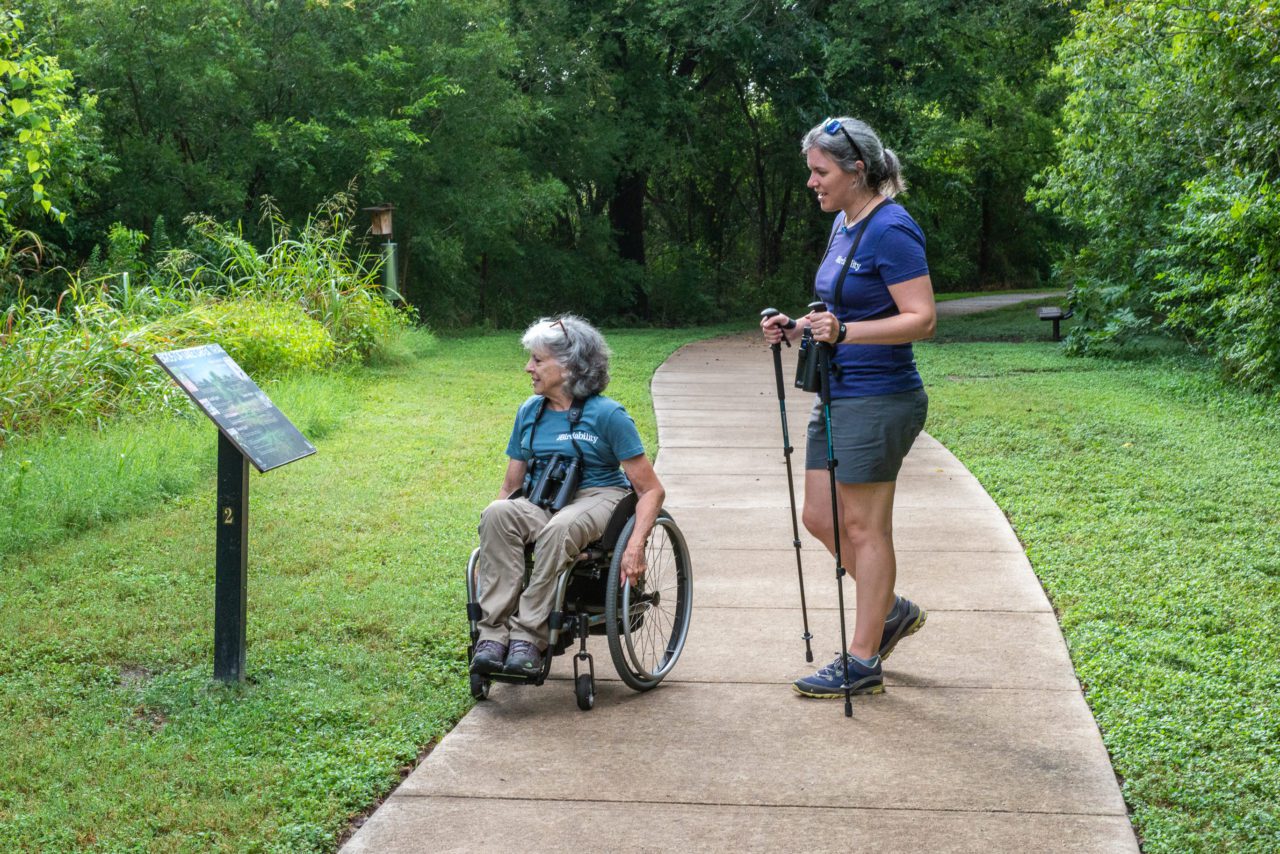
left=343, top=294, right=1135, bottom=853
left=936, top=290, right=1064, bottom=316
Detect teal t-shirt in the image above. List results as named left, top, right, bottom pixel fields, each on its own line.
left=505, top=395, right=645, bottom=489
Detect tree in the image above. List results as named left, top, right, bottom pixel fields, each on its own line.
left=1035, top=0, right=1280, bottom=390
left=19, top=0, right=1074, bottom=324
left=24, top=0, right=562, bottom=323
left=24, top=1, right=444, bottom=232
left=819, top=0, right=1072, bottom=290
left=0, top=8, right=102, bottom=237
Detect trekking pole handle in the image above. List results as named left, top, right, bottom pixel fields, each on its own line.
left=806, top=301, right=833, bottom=349
left=760, top=307, right=795, bottom=348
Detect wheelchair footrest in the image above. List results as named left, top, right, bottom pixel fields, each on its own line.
left=486, top=671, right=549, bottom=687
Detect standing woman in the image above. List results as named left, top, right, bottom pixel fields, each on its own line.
left=761, top=117, right=936, bottom=698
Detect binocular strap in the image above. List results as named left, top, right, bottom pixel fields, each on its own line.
left=827, top=198, right=895, bottom=312
left=525, top=395, right=590, bottom=502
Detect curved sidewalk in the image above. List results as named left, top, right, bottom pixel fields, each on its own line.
left=936, top=290, right=1063, bottom=316
left=343, top=328, right=1137, bottom=853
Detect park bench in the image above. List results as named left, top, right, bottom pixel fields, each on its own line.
left=1038, top=305, right=1073, bottom=341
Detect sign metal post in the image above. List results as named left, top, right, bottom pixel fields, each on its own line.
left=154, top=345, right=315, bottom=684
left=215, top=431, right=250, bottom=682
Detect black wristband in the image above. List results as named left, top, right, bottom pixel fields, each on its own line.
left=836, top=322, right=848, bottom=343
left=783, top=318, right=797, bottom=330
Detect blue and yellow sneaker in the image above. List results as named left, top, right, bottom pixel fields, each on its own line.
left=792, top=653, right=883, bottom=698
left=879, top=595, right=926, bottom=661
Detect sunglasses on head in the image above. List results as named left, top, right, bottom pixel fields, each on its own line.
left=552, top=318, right=569, bottom=341
left=823, top=117, right=865, bottom=167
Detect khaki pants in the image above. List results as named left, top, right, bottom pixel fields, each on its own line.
left=476, top=486, right=629, bottom=648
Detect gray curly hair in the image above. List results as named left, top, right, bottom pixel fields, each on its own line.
left=521, top=314, right=611, bottom=398
left=801, top=116, right=906, bottom=197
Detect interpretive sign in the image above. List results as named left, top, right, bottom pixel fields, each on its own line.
left=153, top=344, right=316, bottom=682
left=154, top=344, right=316, bottom=472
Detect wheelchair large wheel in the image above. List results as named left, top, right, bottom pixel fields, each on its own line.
left=605, top=513, right=692, bottom=691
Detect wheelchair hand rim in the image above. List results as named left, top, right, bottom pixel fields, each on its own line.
left=618, top=516, right=692, bottom=683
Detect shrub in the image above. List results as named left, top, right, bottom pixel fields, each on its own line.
left=81, top=222, right=148, bottom=282
left=165, top=192, right=412, bottom=361
left=1154, top=173, right=1280, bottom=393
left=1035, top=0, right=1280, bottom=382
left=146, top=299, right=336, bottom=377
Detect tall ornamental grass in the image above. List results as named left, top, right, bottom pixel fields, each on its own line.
left=167, top=193, right=408, bottom=365
left=0, top=291, right=187, bottom=442
left=0, top=194, right=413, bottom=444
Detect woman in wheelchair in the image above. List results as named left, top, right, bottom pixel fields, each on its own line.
left=471, top=314, right=666, bottom=680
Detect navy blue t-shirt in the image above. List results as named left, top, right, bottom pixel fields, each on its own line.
left=505, top=394, right=644, bottom=489
left=815, top=203, right=929, bottom=398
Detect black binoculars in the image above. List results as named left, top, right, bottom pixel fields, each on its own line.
left=794, top=301, right=827, bottom=393
left=794, top=328, right=823, bottom=392
left=527, top=453, right=582, bottom=512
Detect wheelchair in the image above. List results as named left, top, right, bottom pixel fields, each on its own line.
left=465, top=491, right=693, bottom=710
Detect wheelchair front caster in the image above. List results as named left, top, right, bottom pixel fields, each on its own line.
left=470, top=672, right=490, bottom=701
left=575, top=673, right=595, bottom=711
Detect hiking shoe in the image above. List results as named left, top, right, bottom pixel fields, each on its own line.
left=792, top=653, right=883, bottom=698
left=504, top=640, right=543, bottom=676
left=879, top=595, right=926, bottom=661
left=470, top=640, right=508, bottom=675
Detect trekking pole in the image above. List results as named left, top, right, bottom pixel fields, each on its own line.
left=760, top=307, right=813, bottom=663
left=807, top=300, right=855, bottom=718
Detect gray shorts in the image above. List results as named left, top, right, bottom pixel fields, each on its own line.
left=805, top=388, right=929, bottom=483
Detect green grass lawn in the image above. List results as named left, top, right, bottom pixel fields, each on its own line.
left=3, top=303, right=1277, bottom=852
left=0, top=326, right=719, bottom=852
left=920, top=303, right=1280, bottom=853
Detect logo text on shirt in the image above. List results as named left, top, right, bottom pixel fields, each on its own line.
left=557, top=431, right=599, bottom=444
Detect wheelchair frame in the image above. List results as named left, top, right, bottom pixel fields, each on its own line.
left=465, top=491, right=693, bottom=710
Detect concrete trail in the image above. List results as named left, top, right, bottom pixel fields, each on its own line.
left=936, top=290, right=1064, bottom=316
left=343, top=301, right=1135, bottom=853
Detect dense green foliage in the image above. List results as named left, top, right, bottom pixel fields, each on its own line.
left=9, top=0, right=1069, bottom=327
left=0, top=326, right=700, bottom=851
left=0, top=9, right=102, bottom=233
left=1, top=194, right=411, bottom=443
left=6, top=1, right=1280, bottom=386
left=1035, top=1, right=1280, bottom=391
left=920, top=303, right=1280, bottom=852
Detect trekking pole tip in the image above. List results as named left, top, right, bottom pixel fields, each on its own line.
left=844, top=693, right=853, bottom=718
